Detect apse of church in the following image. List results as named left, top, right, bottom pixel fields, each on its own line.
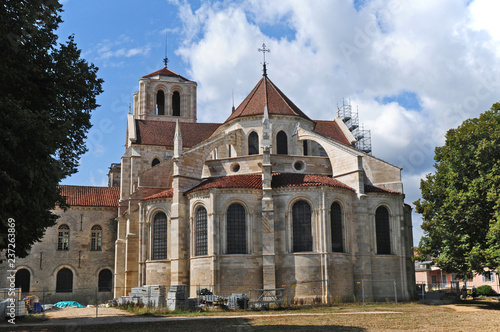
left=114, top=56, right=416, bottom=302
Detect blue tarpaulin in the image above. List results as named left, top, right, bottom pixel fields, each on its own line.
left=54, top=301, right=85, bottom=308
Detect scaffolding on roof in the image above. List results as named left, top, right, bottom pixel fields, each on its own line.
left=337, top=100, right=372, bottom=154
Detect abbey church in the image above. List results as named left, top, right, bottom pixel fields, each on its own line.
left=1, top=62, right=416, bottom=304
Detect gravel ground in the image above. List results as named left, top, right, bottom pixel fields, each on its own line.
left=44, top=306, right=135, bottom=319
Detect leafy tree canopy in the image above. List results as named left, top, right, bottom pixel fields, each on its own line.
left=414, top=102, right=500, bottom=279
left=0, top=0, right=103, bottom=258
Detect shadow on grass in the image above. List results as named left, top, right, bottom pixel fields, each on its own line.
left=421, top=297, right=500, bottom=311
left=2, top=317, right=366, bottom=331
left=96, top=318, right=367, bottom=332
left=452, top=298, right=500, bottom=311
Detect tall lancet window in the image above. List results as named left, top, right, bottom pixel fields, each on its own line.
left=375, top=206, right=391, bottom=255
left=226, top=203, right=246, bottom=254
left=331, top=202, right=343, bottom=252
left=156, top=90, right=165, bottom=115
left=292, top=200, right=313, bottom=252
left=195, top=206, right=208, bottom=256
left=248, top=132, right=259, bottom=155
left=277, top=131, right=288, bottom=155
left=172, top=91, right=180, bottom=116
left=152, top=212, right=168, bottom=260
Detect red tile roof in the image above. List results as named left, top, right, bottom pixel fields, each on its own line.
left=142, top=188, right=174, bottom=201
left=272, top=173, right=354, bottom=191
left=225, top=76, right=311, bottom=123
left=364, top=185, right=402, bottom=195
left=186, top=173, right=354, bottom=195
left=134, top=120, right=221, bottom=147
left=186, top=174, right=263, bottom=194
left=142, top=68, right=191, bottom=81
left=59, top=185, right=120, bottom=207
left=314, top=120, right=351, bottom=145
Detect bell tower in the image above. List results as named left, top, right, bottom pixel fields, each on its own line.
left=133, top=67, right=197, bottom=123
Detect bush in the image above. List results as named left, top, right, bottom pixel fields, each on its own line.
left=476, top=285, right=497, bottom=296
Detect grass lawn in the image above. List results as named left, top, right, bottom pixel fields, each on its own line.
left=5, top=299, right=500, bottom=331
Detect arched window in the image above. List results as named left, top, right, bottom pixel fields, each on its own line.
left=277, top=131, right=288, bottom=155
left=375, top=206, right=391, bottom=254
left=98, top=269, right=113, bottom=292
left=226, top=203, right=246, bottom=254
left=195, top=207, right=208, bottom=256
left=15, top=269, right=30, bottom=293
left=56, top=268, right=73, bottom=293
left=91, top=225, right=102, bottom=251
left=152, top=212, right=168, bottom=260
left=331, top=202, right=343, bottom=252
left=292, top=200, right=312, bottom=252
left=248, top=132, right=259, bottom=155
left=156, top=90, right=165, bottom=115
left=151, top=158, right=160, bottom=167
left=57, top=224, right=69, bottom=251
left=172, top=91, right=180, bottom=116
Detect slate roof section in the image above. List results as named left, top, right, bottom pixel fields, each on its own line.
left=364, top=184, right=402, bottom=195
left=185, top=173, right=354, bottom=195
left=225, top=76, right=311, bottom=123
left=142, top=188, right=174, bottom=201
left=314, top=120, right=352, bottom=146
left=134, top=120, right=221, bottom=147
left=59, top=185, right=120, bottom=207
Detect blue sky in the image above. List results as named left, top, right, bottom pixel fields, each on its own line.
left=57, top=0, right=500, bottom=244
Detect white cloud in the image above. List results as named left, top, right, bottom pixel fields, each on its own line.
left=89, top=170, right=108, bottom=187
left=87, top=34, right=152, bottom=67
left=172, top=0, right=500, bottom=243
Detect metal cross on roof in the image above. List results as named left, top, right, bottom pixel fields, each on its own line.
left=258, top=43, right=270, bottom=76
left=163, top=31, right=169, bottom=68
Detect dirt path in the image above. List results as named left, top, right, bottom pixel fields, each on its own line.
left=44, top=306, right=135, bottom=319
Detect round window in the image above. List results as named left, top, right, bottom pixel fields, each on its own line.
left=231, top=163, right=240, bottom=173
left=294, top=161, right=304, bottom=171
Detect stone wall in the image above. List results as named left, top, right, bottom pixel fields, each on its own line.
left=0, top=206, right=116, bottom=305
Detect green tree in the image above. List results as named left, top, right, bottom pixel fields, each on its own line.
left=0, top=0, right=103, bottom=258
left=414, top=103, right=500, bottom=279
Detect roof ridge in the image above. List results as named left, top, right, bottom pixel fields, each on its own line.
left=229, top=77, right=265, bottom=120
left=265, top=77, right=311, bottom=120
left=59, top=184, right=119, bottom=190
left=142, top=68, right=191, bottom=81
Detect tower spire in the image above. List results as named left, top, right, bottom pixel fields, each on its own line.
left=258, top=43, right=270, bottom=77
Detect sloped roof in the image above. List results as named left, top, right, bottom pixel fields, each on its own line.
left=59, top=185, right=120, bottom=207
left=142, top=188, right=174, bottom=201
left=272, top=173, right=354, bottom=190
left=314, top=120, right=352, bottom=145
left=142, top=68, right=191, bottom=81
left=134, top=120, right=221, bottom=147
left=364, top=184, right=402, bottom=195
left=225, top=76, right=311, bottom=123
left=186, top=174, right=263, bottom=194
left=185, top=173, right=354, bottom=195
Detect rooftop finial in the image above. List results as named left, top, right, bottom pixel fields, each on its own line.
left=258, top=43, right=270, bottom=77
left=163, top=30, right=169, bottom=68
left=231, top=89, right=235, bottom=113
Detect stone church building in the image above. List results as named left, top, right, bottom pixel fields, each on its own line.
left=1, top=63, right=415, bottom=304
left=115, top=64, right=415, bottom=302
